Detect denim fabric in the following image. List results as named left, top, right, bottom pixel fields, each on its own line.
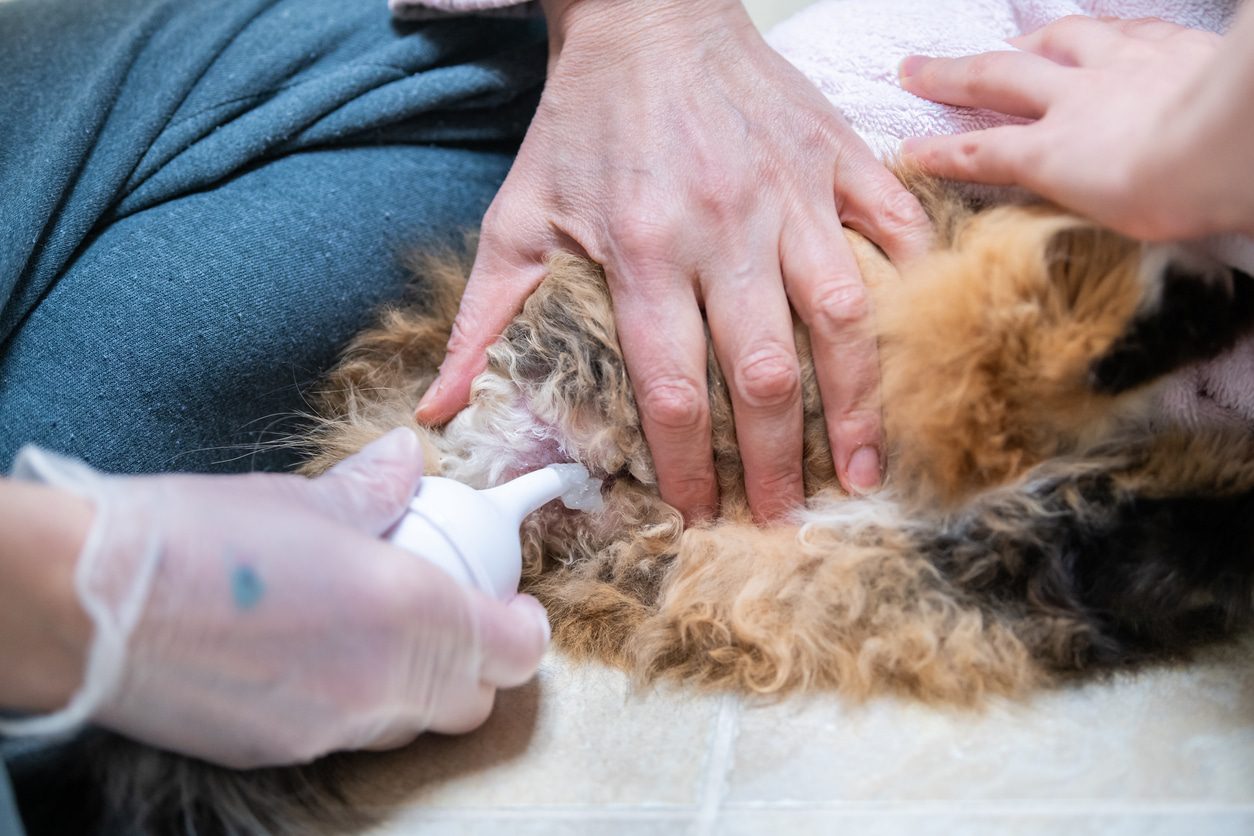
left=0, top=756, right=19, bottom=836
left=1, top=733, right=126, bottom=836
left=0, top=0, right=544, bottom=831
left=0, top=0, right=545, bottom=475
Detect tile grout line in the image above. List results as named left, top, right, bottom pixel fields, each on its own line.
left=693, top=695, right=741, bottom=836
left=717, top=800, right=1254, bottom=815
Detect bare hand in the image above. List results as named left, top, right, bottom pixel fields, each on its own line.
left=416, top=0, right=931, bottom=522
left=900, top=15, right=1254, bottom=241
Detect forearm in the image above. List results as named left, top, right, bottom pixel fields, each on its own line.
left=0, top=479, right=92, bottom=712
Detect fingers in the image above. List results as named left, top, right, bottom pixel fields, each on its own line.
left=899, top=50, right=1066, bottom=119
left=423, top=593, right=549, bottom=736
left=1011, top=15, right=1131, bottom=66
left=477, top=593, right=550, bottom=688
left=303, top=427, right=425, bottom=535
left=414, top=227, right=549, bottom=426
left=1096, top=16, right=1195, bottom=41
left=783, top=218, right=884, bottom=495
left=832, top=147, right=933, bottom=266
left=703, top=258, right=805, bottom=521
left=900, top=125, right=1034, bottom=186
left=423, top=683, right=497, bottom=736
left=607, top=243, right=719, bottom=522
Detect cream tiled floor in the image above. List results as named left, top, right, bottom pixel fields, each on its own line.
left=350, top=634, right=1254, bottom=835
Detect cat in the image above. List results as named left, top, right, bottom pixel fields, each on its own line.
left=85, top=174, right=1254, bottom=835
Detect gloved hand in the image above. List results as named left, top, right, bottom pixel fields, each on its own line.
left=5, top=428, right=550, bottom=768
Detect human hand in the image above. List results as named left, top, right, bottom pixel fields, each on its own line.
left=415, top=0, right=932, bottom=522
left=12, top=428, right=549, bottom=768
left=899, top=15, right=1254, bottom=241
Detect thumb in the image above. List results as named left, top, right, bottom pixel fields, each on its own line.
left=475, top=593, right=551, bottom=689
left=300, top=427, right=425, bottom=535
left=414, top=236, right=548, bottom=426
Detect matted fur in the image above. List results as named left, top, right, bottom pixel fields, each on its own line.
left=93, top=179, right=1254, bottom=834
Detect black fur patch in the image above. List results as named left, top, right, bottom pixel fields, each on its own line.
left=1090, top=266, right=1254, bottom=394
left=926, top=464, right=1254, bottom=669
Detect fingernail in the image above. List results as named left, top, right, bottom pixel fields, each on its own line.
left=900, top=136, right=921, bottom=156
left=898, top=55, right=927, bottom=81
left=846, top=446, right=882, bottom=495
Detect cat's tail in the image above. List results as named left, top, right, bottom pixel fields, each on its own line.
left=84, top=733, right=370, bottom=836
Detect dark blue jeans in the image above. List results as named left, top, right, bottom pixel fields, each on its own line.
left=0, top=0, right=544, bottom=832
left=0, top=0, right=544, bottom=476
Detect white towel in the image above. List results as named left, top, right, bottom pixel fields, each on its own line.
left=767, top=0, right=1237, bottom=159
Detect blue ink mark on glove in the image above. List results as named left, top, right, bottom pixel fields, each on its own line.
left=231, top=565, right=265, bottom=611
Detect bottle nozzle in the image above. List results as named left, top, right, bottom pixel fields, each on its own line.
left=481, top=463, right=604, bottom=524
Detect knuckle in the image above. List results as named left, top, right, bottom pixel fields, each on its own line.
left=733, top=345, right=802, bottom=411
left=443, top=315, right=478, bottom=356
left=687, top=142, right=755, bottom=214
left=1178, top=28, right=1222, bottom=51
left=661, top=470, right=719, bottom=514
left=875, top=188, right=930, bottom=233
left=796, top=109, right=846, bottom=155
left=464, top=690, right=496, bottom=729
left=833, top=407, right=883, bottom=442
left=669, top=471, right=718, bottom=496
left=479, top=203, right=507, bottom=235
left=960, top=53, right=998, bottom=97
left=808, top=280, right=871, bottom=333
left=436, top=688, right=496, bottom=734
left=638, top=375, right=708, bottom=434
left=1044, top=14, right=1085, bottom=39
left=694, top=170, right=753, bottom=221
left=754, top=466, right=805, bottom=500
left=955, top=136, right=998, bottom=179
left=612, top=209, right=678, bottom=269
left=345, top=465, right=409, bottom=520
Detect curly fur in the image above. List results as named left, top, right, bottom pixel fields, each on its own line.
left=91, top=178, right=1254, bottom=834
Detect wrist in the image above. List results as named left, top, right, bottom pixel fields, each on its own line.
left=0, top=482, right=94, bottom=712
left=539, top=0, right=751, bottom=59
left=1141, top=16, right=1254, bottom=239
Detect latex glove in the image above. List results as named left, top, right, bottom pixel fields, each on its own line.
left=3, top=428, right=550, bottom=768
left=900, top=13, right=1254, bottom=241
left=415, top=0, right=933, bottom=522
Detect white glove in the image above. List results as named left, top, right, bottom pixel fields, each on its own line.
left=2, top=428, right=549, bottom=768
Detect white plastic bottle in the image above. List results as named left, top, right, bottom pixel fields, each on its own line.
left=386, top=463, right=604, bottom=600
